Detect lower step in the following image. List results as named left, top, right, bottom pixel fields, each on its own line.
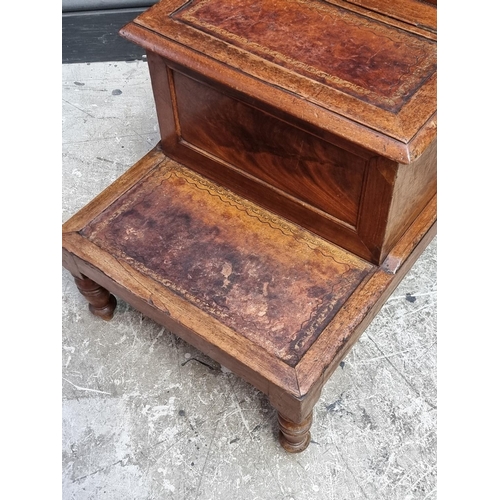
left=62, top=145, right=436, bottom=451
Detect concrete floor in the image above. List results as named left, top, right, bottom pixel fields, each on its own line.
left=62, top=60, right=437, bottom=500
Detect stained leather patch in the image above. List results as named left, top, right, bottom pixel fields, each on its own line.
left=173, top=0, right=436, bottom=112
left=82, top=160, right=372, bottom=366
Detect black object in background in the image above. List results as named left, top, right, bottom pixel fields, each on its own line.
left=62, top=1, right=158, bottom=63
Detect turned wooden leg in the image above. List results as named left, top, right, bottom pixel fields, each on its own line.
left=73, top=275, right=117, bottom=321
left=278, top=411, right=312, bottom=453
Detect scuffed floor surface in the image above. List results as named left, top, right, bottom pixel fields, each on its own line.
left=62, top=61, right=437, bottom=500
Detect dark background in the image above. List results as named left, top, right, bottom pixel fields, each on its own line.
left=62, top=0, right=158, bottom=63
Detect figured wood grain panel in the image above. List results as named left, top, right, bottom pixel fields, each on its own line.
left=173, top=71, right=366, bottom=227
left=81, top=161, right=372, bottom=366
left=173, top=0, right=436, bottom=113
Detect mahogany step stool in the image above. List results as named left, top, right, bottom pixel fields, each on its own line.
left=62, top=0, right=437, bottom=452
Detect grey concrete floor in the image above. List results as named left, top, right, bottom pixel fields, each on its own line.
left=62, top=60, right=437, bottom=500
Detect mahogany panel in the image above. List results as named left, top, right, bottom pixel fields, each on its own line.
left=173, top=70, right=367, bottom=227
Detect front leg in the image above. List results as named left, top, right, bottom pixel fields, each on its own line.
left=73, top=275, right=117, bottom=321
left=277, top=411, right=313, bottom=453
